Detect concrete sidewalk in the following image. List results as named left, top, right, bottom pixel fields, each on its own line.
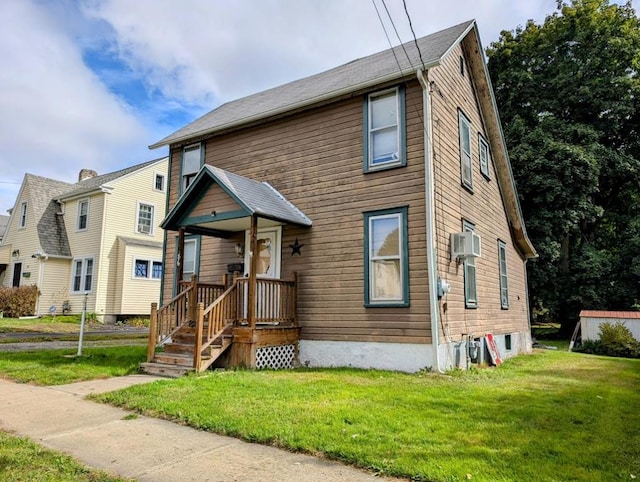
left=0, top=376, right=400, bottom=481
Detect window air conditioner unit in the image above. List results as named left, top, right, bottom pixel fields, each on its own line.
left=451, top=232, right=481, bottom=259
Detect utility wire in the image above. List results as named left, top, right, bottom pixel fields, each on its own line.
left=380, top=0, right=414, bottom=68
left=402, top=0, right=426, bottom=72
left=370, top=0, right=406, bottom=76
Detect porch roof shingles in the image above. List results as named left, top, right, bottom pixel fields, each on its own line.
left=162, top=165, right=312, bottom=233
left=149, top=20, right=474, bottom=148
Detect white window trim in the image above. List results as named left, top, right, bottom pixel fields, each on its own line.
left=136, top=201, right=155, bottom=235
left=366, top=87, right=402, bottom=170
left=479, top=134, right=490, bottom=179
left=71, top=257, right=94, bottom=294
left=19, top=201, right=27, bottom=229
left=459, top=111, right=473, bottom=190
left=132, top=257, right=163, bottom=280
left=154, top=172, right=166, bottom=193
left=77, top=198, right=89, bottom=231
left=498, top=240, right=509, bottom=309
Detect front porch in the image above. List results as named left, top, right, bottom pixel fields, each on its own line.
left=141, top=165, right=311, bottom=377
left=142, top=273, right=299, bottom=377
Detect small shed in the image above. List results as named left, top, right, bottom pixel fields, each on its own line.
left=579, top=310, right=640, bottom=342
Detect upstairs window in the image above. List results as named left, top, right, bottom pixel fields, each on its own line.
left=137, top=203, right=154, bottom=235
left=182, top=143, right=202, bottom=192
left=498, top=240, right=509, bottom=309
left=479, top=134, right=490, bottom=179
left=459, top=111, right=472, bottom=190
left=19, top=202, right=27, bottom=228
left=72, top=257, right=94, bottom=293
left=364, top=206, right=409, bottom=307
left=363, top=86, right=406, bottom=172
left=77, top=199, right=89, bottom=231
left=463, top=220, right=477, bottom=308
left=154, top=173, right=165, bottom=192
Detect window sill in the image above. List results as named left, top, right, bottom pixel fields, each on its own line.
left=365, top=301, right=410, bottom=308
left=364, top=161, right=406, bottom=174
left=461, top=182, right=474, bottom=194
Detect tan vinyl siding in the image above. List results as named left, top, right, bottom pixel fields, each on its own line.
left=38, top=258, right=72, bottom=314
left=430, top=44, right=529, bottom=338
left=64, top=193, right=103, bottom=314
left=164, top=80, right=430, bottom=344
left=118, top=242, right=162, bottom=315
left=1, top=184, right=45, bottom=291
left=97, top=159, right=168, bottom=318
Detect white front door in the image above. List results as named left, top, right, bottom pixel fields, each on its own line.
left=244, top=226, right=282, bottom=279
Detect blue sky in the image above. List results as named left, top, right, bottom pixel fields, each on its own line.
left=0, top=0, right=637, bottom=213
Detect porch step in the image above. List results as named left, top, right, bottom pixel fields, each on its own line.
left=163, top=343, right=195, bottom=355
left=153, top=352, right=196, bottom=367
left=139, top=362, right=194, bottom=378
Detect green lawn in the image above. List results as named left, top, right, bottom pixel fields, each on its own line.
left=0, top=315, right=83, bottom=334
left=92, top=350, right=640, bottom=482
left=0, top=430, right=130, bottom=481
left=0, top=346, right=147, bottom=385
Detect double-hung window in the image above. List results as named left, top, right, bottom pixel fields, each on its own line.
left=463, top=220, right=477, bottom=308
left=182, top=144, right=202, bottom=192
left=72, top=257, right=94, bottom=293
left=479, top=134, right=490, bottom=178
left=19, top=202, right=27, bottom=228
left=459, top=111, right=472, bottom=189
left=77, top=199, right=89, bottom=231
left=137, top=203, right=154, bottom=235
left=154, top=173, right=165, bottom=192
left=498, top=240, right=509, bottom=309
left=364, top=206, right=409, bottom=306
left=364, top=86, right=406, bottom=172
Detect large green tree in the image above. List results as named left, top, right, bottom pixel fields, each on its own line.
left=487, top=0, right=640, bottom=330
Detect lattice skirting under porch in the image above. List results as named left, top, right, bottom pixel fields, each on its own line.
left=255, top=344, right=296, bottom=369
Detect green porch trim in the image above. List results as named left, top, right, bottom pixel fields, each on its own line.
left=181, top=209, right=249, bottom=226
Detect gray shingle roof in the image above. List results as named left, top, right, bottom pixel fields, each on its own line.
left=118, top=236, right=163, bottom=249
left=162, top=165, right=312, bottom=232
left=58, top=158, right=161, bottom=200
left=207, top=166, right=312, bottom=227
left=23, top=174, right=74, bottom=257
left=150, top=20, right=474, bottom=148
left=14, top=158, right=167, bottom=257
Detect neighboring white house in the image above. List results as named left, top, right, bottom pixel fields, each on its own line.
left=0, top=158, right=168, bottom=322
left=0, top=215, right=8, bottom=244
left=580, top=310, right=640, bottom=342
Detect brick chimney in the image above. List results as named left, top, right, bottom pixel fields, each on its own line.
left=78, top=169, right=98, bottom=182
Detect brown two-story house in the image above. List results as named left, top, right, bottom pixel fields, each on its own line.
left=143, top=20, right=536, bottom=376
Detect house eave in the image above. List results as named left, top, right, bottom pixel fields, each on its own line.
left=149, top=64, right=440, bottom=150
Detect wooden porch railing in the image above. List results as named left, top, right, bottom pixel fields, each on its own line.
left=235, top=274, right=298, bottom=326
left=147, top=273, right=298, bottom=367
left=147, top=275, right=225, bottom=362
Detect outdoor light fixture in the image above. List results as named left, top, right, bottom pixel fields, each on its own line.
left=11, top=249, right=19, bottom=257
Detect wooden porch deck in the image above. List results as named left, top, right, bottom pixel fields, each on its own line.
left=141, top=274, right=299, bottom=377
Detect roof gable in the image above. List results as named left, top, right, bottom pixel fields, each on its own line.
left=162, top=165, right=312, bottom=235
left=150, top=21, right=474, bottom=148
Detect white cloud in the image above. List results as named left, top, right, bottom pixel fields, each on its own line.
left=0, top=0, right=637, bottom=214
left=0, top=0, right=148, bottom=212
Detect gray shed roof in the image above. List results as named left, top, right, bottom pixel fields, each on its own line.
left=23, top=174, right=74, bottom=257
left=162, top=165, right=312, bottom=234
left=150, top=20, right=474, bottom=148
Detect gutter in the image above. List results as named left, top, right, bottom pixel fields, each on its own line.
left=417, top=69, right=444, bottom=373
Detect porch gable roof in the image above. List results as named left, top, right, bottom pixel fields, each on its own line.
left=161, top=165, right=312, bottom=235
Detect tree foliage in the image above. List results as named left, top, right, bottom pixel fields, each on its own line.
left=487, top=0, right=640, bottom=330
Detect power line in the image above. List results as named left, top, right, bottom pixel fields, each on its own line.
left=402, top=0, right=426, bottom=71
left=370, top=0, right=405, bottom=76
left=380, top=0, right=414, bottom=68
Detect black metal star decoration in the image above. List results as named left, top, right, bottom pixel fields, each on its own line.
left=289, top=238, right=304, bottom=256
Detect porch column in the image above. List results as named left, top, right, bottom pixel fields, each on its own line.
left=247, top=214, right=258, bottom=329
left=177, top=227, right=185, bottom=282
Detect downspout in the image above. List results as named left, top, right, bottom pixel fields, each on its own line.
left=417, top=69, right=443, bottom=373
